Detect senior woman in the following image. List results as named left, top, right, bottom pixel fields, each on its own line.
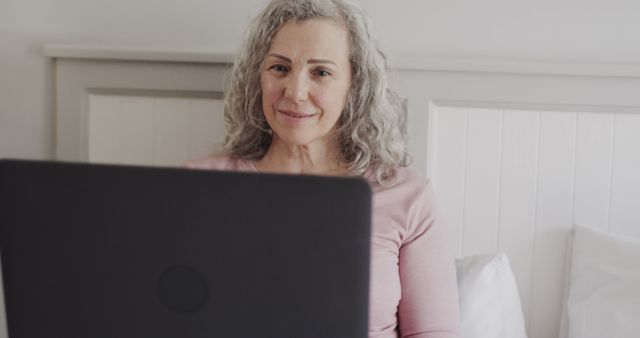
left=187, top=0, right=460, bottom=337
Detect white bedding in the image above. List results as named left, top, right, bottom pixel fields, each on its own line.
left=560, top=225, right=640, bottom=338
left=456, top=253, right=527, bottom=338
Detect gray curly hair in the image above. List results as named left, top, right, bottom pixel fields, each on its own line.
left=222, top=0, right=409, bottom=184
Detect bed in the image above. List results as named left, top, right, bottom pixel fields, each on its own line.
left=35, top=45, right=640, bottom=338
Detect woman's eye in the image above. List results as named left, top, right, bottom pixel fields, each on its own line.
left=269, top=64, right=288, bottom=73
left=314, top=69, right=332, bottom=78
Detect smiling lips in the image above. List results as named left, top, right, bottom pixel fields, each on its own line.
left=278, top=109, right=316, bottom=119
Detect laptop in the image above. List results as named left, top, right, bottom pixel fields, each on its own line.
left=0, top=159, right=371, bottom=338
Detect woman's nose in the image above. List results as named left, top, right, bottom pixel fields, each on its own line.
left=284, top=73, right=309, bottom=102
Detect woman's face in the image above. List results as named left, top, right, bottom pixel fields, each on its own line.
left=260, top=18, right=352, bottom=148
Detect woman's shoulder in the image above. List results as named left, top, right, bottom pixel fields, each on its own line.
left=184, top=153, right=256, bottom=172
left=394, top=166, right=430, bottom=185
left=371, top=166, right=442, bottom=243
left=372, top=166, right=440, bottom=214
left=372, top=166, right=433, bottom=196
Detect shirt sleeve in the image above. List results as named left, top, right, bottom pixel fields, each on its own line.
left=397, top=181, right=461, bottom=338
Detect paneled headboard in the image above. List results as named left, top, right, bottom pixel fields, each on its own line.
left=46, top=45, right=640, bottom=338
left=393, top=59, right=640, bottom=338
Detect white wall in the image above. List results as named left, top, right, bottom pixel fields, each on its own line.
left=2, top=0, right=640, bottom=159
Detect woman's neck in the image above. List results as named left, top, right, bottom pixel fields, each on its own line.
left=255, top=136, right=346, bottom=176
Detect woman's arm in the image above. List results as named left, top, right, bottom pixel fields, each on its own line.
left=397, top=182, right=461, bottom=338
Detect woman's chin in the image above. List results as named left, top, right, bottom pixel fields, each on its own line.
left=275, top=134, right=315, bottom=147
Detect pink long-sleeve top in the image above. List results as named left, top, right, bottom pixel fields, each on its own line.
left=186, top=155, right=460, bottom=338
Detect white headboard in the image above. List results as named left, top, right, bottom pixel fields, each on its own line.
left=392, top=58, right=640, bottom=338
left=46, top=46, right=640, bottom=338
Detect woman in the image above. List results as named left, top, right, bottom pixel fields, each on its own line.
left=187, top=0, right=460, bottom=337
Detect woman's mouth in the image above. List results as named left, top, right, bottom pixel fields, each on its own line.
left=278, top=110, right=315, bottom=119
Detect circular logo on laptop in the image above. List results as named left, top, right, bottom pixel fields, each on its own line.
left=157, top=265, right=209, bottom=313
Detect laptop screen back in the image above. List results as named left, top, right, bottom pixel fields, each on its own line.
left=0, top=160, right=371, bottom=338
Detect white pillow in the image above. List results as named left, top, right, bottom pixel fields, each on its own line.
left=456, top=253, right=528, bottom=338
left=559, top=225, right=640, bottom=338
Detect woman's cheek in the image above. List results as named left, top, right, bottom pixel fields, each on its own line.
left=264, top=80, right=283, bottom=103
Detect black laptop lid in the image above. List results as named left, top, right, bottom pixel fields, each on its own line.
left=0, top=160, right=371, bottom=338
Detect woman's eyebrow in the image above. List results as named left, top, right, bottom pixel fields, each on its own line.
left=308, top=59, right=337, bottom=66
left=268, top=53, right=336, bottom=66
left=267, top=54, right=292, bottom=63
